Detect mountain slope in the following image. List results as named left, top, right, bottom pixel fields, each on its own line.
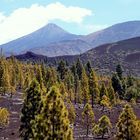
left=30, top=39, right=91, bottom=56
left=83, top=20, right=140, bottom=47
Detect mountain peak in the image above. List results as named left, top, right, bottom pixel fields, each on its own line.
left=40, top=23, right=68, bottom=33
left=46, top=23, right=60, bottom=28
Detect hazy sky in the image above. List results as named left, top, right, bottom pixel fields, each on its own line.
left=0, top=0, right=140, bottom=44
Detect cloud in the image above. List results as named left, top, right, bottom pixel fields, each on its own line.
left=0, top=2, right=92, bottom=44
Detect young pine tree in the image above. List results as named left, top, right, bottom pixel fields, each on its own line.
left=32, top=86, right=73, bottom=140
left=20, top=79, right=42, bottom=140
left=82, top=103, right=94, bottom=137
left=68, top=101, right=76, bottom=125
left=107, top=81, right=116, bottom=106
left=100, top=95, right=110, bottom=111
left=116, top=104, right=139, bottom=140
left=100, top=83, right=108, bottom=99
left=93, top=115, right=112, bottom=139
left=89, top=69, right=100, bottom=107
left=81, top=67, right=90, bottom=105
left=0, top=107, right=9, bottom=128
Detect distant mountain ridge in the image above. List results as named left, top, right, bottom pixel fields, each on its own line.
left=1, top=20, right=140, bottom=56
left=84, top=21, right=140, bottom=44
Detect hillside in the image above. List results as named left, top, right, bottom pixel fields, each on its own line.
left=15, top=37, right=140, bottom=76
left=1, top=21, right=140, bottom=57
left=80, top=37, right=140, bottom=75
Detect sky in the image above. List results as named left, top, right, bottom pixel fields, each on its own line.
left=0, top=0, right=140, bottom=45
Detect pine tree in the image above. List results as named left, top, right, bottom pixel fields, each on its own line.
left=81, top=67, right=90, bottom=105
left=20, top=79, right=42, bottom=140
left=89, top=69, right=100, bottom=107
left=76, top=58, right=83, bottom=80
left=100, top=83, right=108, bottom=99
left=122, top=78, right=127, bottom=97
left=75, top=75, right=82, bottom=104
left=72, top=63, right=82, bottom=104
left=59, top=81, right=68, bottom=101
left=71, top=64, right=77, bottom=77
left=46, top=67, right=57, bottom=92
left=64, top=69, right=74, bottom=91
left=57, top=60, right=67, bottom=80
left=40, top=62, right=46, bottom=81
left=116, top=104, right=139, bottom=140
left=68, top=101, right=76, bottom=125
left=100, top=95, right=110, bottom=111
left=23, top=73, right=31, bottom=91
left=18, top=64, right=24, bottom=89
left=35, top=65, right=45, bottom=92
left=32, top=86, right=73, bottom=140
left=14, top=60, right=21, bottom=85
left=93, top=115, right=112, bottom=139
left=111, top=73, right=124, bottom=99
left=68, top=88, right=74, bottom=102
left=86, top=61, right=92, bottom=76
left=0, top=107, right=9, bottom=127
left=116, top=64, right=123, bottom=80
left=73, top=73, right=79, bottom=104
left=0, top=60, right=4, bottom=94
left=82, top=103, right=94, bottom=137
left=107, top=81, right=116, bottom=105
left=9, top=64, right=17, bottom=97
left=1, top=64, right=11, bottom=95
